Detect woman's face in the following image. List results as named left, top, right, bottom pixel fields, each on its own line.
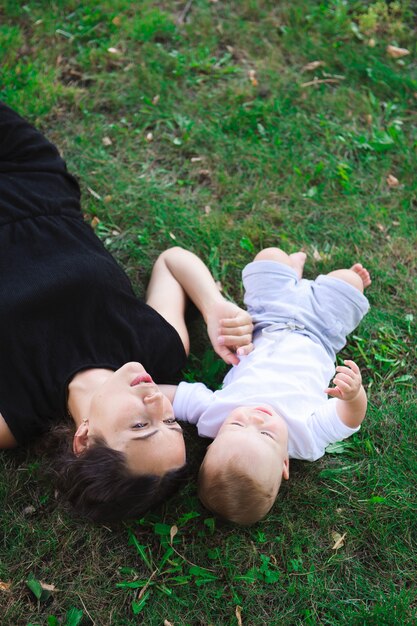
left=86, top=362, right=186, bottom=476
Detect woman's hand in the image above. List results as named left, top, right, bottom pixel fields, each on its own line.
left=207, top=301, right=254, bottom=365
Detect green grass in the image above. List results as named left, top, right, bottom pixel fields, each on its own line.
left=1, top=1, right=416, bottom=624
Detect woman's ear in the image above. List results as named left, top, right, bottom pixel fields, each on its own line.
left=72, top=421, right=89, bottom=456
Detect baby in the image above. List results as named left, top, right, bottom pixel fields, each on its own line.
left=170, top=247, right=371, bottom=524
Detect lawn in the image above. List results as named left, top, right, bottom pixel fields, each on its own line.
left=0, top=1, right=416, bottom=624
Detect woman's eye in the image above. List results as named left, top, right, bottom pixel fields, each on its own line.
left=132, top=422, right=147, bottom=429
left=163, top=417, right=177, bottom=425
left=261, top=431, right=274, bottom=439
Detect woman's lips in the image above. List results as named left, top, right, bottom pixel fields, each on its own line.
left=130, top=374, right=154, bottom=386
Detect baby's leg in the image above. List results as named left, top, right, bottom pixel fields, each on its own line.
left=327, top=264, right=371, bottom=293
left=254, top=248, right=306, bottom=279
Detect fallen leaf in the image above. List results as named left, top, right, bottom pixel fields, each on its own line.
left=40, top=581, right=56, bottom=592
left=204, top=204, right=211, bottom=215
left=152, top=95, right=160, bottom=105
left=248, top=69, right=258, bottom=86
left=108, top=47, right=121, bottom=55
left=302, top=60, right=325, bottom=71
left=146, top=132, right=153, bottom=142
left=87, top=187, right=102, bottom=201
left=376, top=223, right=386, bottom=232
left=170, top=525, right=178, bottom=545
left=91, top=216, right=100, bottom=229
left=365, top=114, right=372, bottom=126
left=368, top=38, right=376, bottom=48
left=164, top=620, right=174, bottom=626
left=331, top=531, right=346, bottom=550
left=169, top=232, right=176, bottom=241
left=236, top=605, right=243, bottom=626
left=191, top=156, right=203, bottom=162
left=22, top=505, right=36, bottom=516
left=386, top=174, right=399, bottom=187
left=104, top=195, right=112, bottom=203
left=386, top=45, right=410, bottom=59
left=313, top=247, right=322, bottom=261
left=102, top=136, right=112, bottom=146
left=392, top=220, right=400, bottom=226
left=112, top=16, right=121, bottom=26
left=0, top=581, right=11, bottom=592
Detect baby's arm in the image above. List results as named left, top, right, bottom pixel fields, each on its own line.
left=324, top=360, right=367, bottom=428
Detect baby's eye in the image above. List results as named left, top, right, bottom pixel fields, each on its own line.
left=163, top=417, right=177, bottom=425
left=261, top=431, right=274, bottom=439
left=132, top=422, right=147, bottom=429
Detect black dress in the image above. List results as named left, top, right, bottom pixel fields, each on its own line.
left=0, top=103, right=186, bottom=445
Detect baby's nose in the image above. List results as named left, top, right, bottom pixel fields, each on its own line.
left=250, top=414, right=264, bottom=425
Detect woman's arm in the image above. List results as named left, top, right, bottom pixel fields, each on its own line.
left=146, top=247, right=253, bottom=365
left=0, top=413, right=17, bottom=448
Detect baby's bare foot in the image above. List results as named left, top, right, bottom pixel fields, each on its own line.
left=351, top=263, right=372, bottom=289
left=289, top=251, right=307, bottom=279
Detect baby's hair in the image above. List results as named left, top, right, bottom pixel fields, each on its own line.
left=198, top=453, right=281, bottom=525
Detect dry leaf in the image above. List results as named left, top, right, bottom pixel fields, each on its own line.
left=235, top=605, right=243, bottom=626
left=40, top=581, right=56, bottom=592
left=191, top=156, right=203, bottom=162
left=386, top=174, right=399, bottom=187
left=104, top=195, right=112, bottom=203
left=313, top=247, right=322, bottom=261
left=365, top=114, right=372, bottom=126
left=368, top=38, right=376, bottom=48
left=386, top=45, right=410, bottom=59
left=102, top=136, right=112, bottom=146
left=302, top=60, right=325, bottom=71
left=248, top=69, right=258, bottom=87
left=169, top=232, right=176, bottom=241
left=87, top=187, right=102, bottom=200
left=164, top=621, right=174, bottom=626
left=91, top=216, right=100, bottom=229
left=152, top=94, right=160, bottom=105
left=112, top=16, right=121, bottom=26
left=204, top=204, right=211, bottom=215
left=331, top=531, right=346, bottom=550
left=376, top=223, right=386, bottom=232
left=107, top=47, right=121, bottom=55
left=146, top=132, right=153, bottom=142
left=392, top=220, right=400, bottom=226
left=0, top=581, right=11, bottom=592
left=22, top=505, right=36, bottom=516
left=170, top=525, right=178, bottom=545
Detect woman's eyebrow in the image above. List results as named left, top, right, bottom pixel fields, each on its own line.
left=132, top=426, right=183, bottom=440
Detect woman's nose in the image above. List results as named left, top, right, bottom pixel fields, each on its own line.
left=143, top=391, right=163, bottom=406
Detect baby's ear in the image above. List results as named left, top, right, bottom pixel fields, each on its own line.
left=282, top=457, right=290, bottom=480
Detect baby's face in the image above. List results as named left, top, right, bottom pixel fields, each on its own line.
left=219, top=405, right=289, bottom=443
left=206, top=405, right=290, bottom=488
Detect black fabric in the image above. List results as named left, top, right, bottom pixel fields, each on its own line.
left=0, top=103, right=186, bottom=445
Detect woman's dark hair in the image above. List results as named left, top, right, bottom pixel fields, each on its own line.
left=56, top=436, right=188, bottom=523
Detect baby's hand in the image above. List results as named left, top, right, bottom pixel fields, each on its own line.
left=325, top=360, right=363, bottom=402
left=207, top=301, right=254, bottom=365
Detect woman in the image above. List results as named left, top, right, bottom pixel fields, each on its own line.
left=0, top=103, right=252, bottom=522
